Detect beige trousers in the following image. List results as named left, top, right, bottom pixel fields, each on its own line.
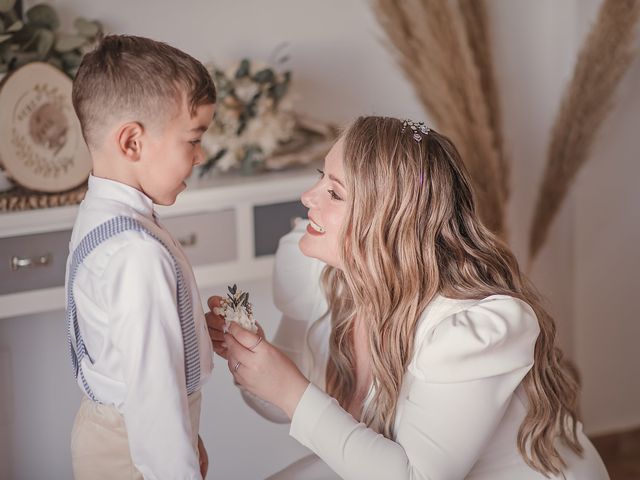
left=70, top=391, right=201, bottom=480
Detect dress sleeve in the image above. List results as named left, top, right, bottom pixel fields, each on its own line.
left=241, top=220, right=328, bottom=423
left=288, top=296, right=540, bottom=480
left=273, top=219, right=328, bottom=325
left=104, top=240, right=201, bottom=480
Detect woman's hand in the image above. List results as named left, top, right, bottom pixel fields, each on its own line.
left=205, top=295, right=264, bottom=359
left=225, top=322, right=310, bottom=419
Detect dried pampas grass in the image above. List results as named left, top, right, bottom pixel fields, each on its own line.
left=459, top=0, right=508, bottom=202
left=373, top=0, right=508, bottom=239
left=529, top=0, right=640, bottom=261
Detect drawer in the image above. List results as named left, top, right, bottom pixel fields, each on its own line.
left=0, top=229, right=71, bottom=295
left=162, top=209, right=237, bottom=266
left=254, top=200, right=307, bottom=257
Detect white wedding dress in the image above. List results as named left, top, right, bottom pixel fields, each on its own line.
left=244, top=222, right=609, bottom=480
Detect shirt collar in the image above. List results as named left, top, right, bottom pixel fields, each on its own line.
left=86, top=174, right=157, bottom=221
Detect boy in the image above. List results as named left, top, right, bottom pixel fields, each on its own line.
left=66, top=35, right=215, bottom=479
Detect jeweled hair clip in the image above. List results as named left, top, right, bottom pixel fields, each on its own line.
left=401, top=119, right=430, bottom=142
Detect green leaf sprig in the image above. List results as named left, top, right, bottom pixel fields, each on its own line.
left=0, top=2, right=102, bottom=77
left=225, top=284, right=252, bottom=315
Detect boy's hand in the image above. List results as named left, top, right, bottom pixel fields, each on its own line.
left=206, top=296, right=229, bottom=359
left=198, top=435, right=208, bottom=478
left=205, top=295, right=264, bottom=360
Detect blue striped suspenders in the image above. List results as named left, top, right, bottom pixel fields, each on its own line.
left=66, top=216, right=201, bottom=402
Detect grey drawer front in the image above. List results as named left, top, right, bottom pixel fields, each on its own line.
left=0, top=229, right=71, bottom=295
left=254, top=201, right=307, bottom=257
left=162, top=209, right=237, bottom=266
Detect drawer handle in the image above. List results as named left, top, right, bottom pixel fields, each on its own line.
left=10, top=253, right=52, bottom=271
left=178, top=234, right=197, bottom=248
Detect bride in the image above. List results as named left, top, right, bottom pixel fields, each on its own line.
left=207, top=116, right=609, bottom=479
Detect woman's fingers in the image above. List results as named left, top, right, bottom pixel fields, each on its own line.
left=206, top=296, right=267, bottom=366
left=225, top=331, right=256, bottom=364
left=227, top=321, right=263, bottom=350
left=255, top=322, right=266, bottom=339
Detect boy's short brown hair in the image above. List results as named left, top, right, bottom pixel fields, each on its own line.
left=72, top=35, right=216, bottom=149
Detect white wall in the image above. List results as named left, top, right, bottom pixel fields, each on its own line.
left=491, top=0, right=579, bottom=356
left=572, top=0, right=640, bottom=435
left=3, top=0, right=638, bottom=478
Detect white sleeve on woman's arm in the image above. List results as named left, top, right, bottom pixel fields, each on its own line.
left=105, top=241, right=201, bottom=480
left=289, top=296, right=539, bottom=480
left=241, top=220, right=328, bottom=423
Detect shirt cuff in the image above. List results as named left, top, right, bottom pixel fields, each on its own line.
left=289, top=383, right=335, bottom=446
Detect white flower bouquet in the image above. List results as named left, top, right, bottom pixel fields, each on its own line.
left=213, top=284, right=257, bottom=333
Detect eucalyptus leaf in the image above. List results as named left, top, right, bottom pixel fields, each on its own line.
left=245, top=98, right=258, bottom=119
left=73, top=17, right=99, bottom=37
left=46, top=55, right=61, bottom=69
left=35, top=28, right=54, bottom=56
left=236, top=115, right=247, bottom=136
left=241, top=145, right=263, bottom=175
left=212, top=148, right=228, bottom=162
left=64, top=65, right=79, bottom=78
left=0, top=0, right=16, bottom=14
left=7, top=20, right=22, bottom=32
left=55, top=33, right=85, bottom=52
left=26, top=4, right=60, bottom=30
left=252, top=68, right=274, bottom=84
left=269, top=82, right=289, bottom=102
left=61, top=50, right=82, bottom=67
left=198, top=161, right=213, bottom=178
left=235, top=59, right=250, bottom=79
left=198, top=148, right=227, bottom=177
left=241, top=156, right=255, bottom=175
left=9, top=25, right=37, bottom=50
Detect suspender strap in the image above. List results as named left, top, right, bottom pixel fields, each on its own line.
left=67, top=216, right=201, bottom=402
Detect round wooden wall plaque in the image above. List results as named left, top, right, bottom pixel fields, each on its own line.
left=0, top=62, right=91, bottom=192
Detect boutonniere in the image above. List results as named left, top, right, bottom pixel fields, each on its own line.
left=213, top=284, right=257, bottom=333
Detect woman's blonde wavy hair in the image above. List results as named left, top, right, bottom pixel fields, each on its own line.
left=322, top=116, right=583, bottom=476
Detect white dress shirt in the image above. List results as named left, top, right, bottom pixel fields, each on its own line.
left=251, top=221, right=609, bottom=480
left=65, top=175, right=213, bottom=479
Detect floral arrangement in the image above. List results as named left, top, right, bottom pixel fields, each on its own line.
left=200, top=58, right=337, bottom=176
left=213, top=284, right=257, bottom=333
left=200, top=58, right=295, bottom=175
left=0, top=2, right=102, bottom=78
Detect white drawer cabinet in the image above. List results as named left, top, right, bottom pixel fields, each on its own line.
left=162, top=209, right=238, bottom=266
left=0, top=166, right=316, bottom=319
left=0, top=166, right=318, bottom=480
left=0, top=229, right=71, bottom=296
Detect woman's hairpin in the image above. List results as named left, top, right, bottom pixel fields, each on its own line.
left=401, top=120, right=430, bottom=142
